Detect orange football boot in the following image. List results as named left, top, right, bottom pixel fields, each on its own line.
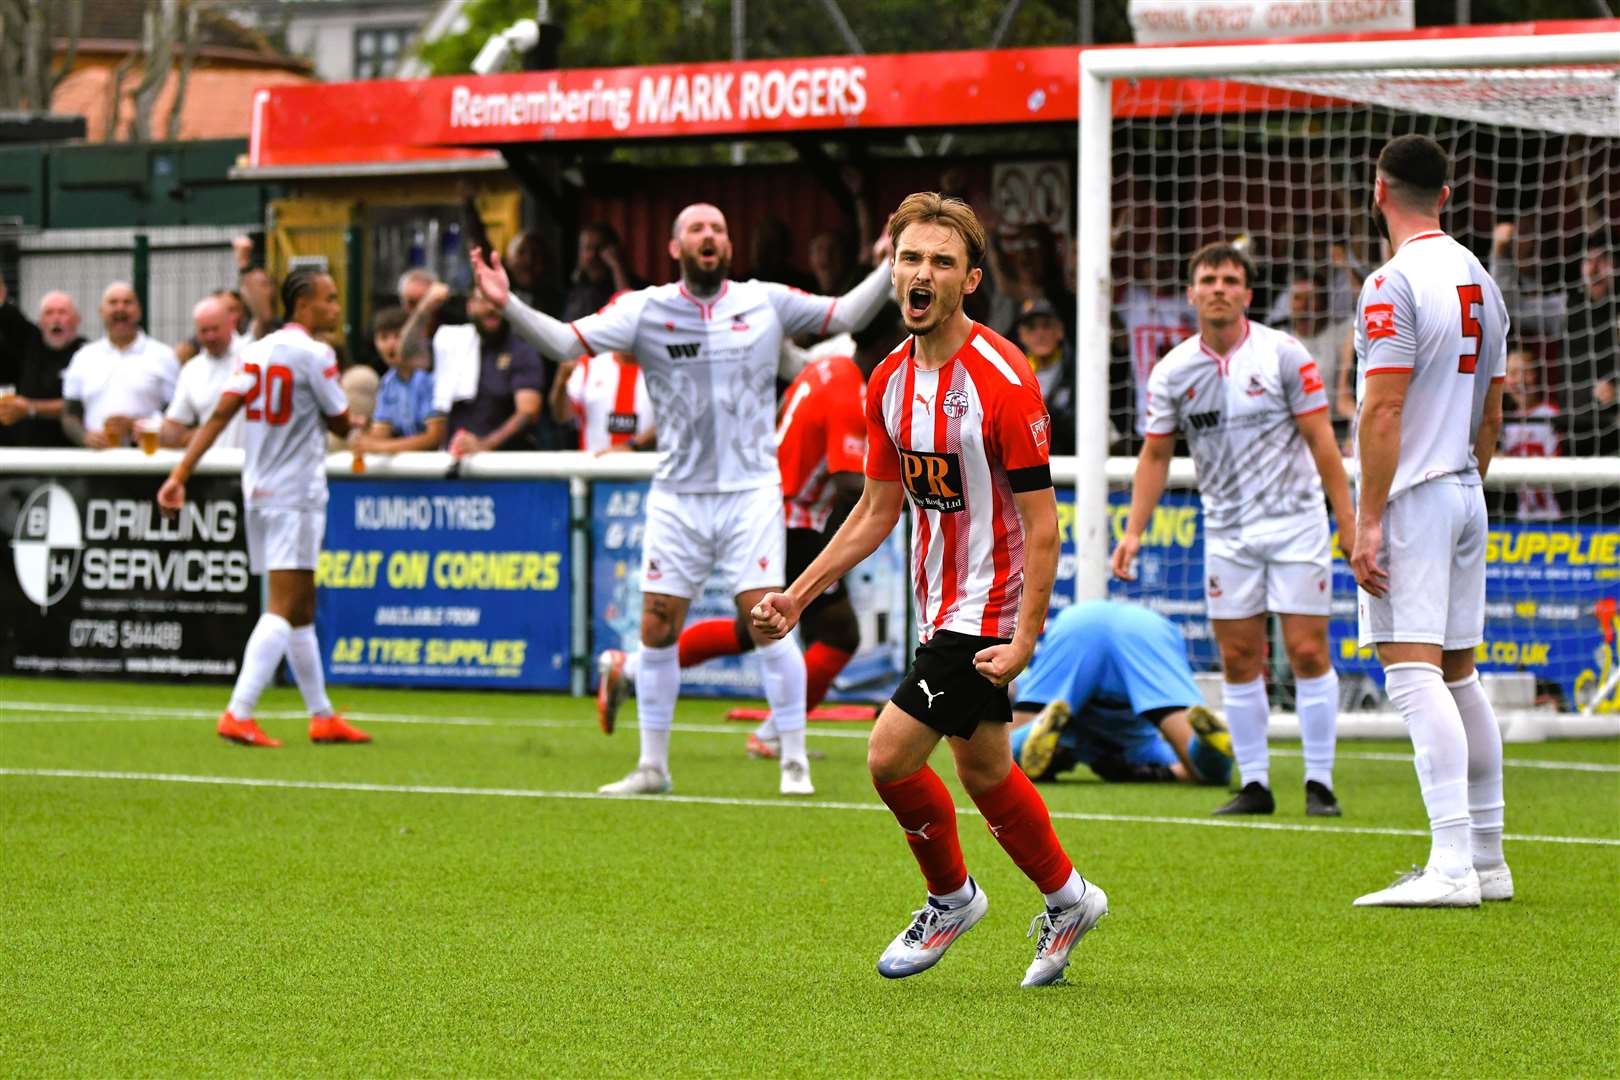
left=217, top=711, right=281, bottom=748
left=309, top=713, right=372, bottom=744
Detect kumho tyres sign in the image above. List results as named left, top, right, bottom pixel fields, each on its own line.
left=0, top=474, right=257, bottom=681
left=315, top=479, right=571, bottom=689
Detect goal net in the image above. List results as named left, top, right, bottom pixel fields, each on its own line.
left=1072, top=32, right=1620, bottom=721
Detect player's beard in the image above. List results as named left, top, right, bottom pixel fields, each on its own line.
left=680, top=248, right=730, bottom=294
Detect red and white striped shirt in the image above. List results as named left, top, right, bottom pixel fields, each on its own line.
left=866, top=323, right=1053, bottom=643
left=778, top=353, right=866, bottom=530
left=566, top=352, right=653, bottom=452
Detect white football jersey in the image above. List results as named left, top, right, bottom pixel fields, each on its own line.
left=570, top=279, right=838, bottom=494
left=1120, top=285, right=1197, bottom=436
left=1354, top=231, right=1508, bottom=500
left=1145, top=319, right=1329, bottom=530
left=222, top=325, right=349, bottom=510
left=166, top=346, right=247, bottom=450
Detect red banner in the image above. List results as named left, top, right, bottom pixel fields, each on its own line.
left=247, top=21, right=1617, bottom=170
left=250, top=47, right=1079, bottom=168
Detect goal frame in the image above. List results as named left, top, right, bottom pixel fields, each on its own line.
left=1070, top=31, right=1620, bottom=603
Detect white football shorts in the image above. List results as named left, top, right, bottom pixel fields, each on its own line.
left=640, top=484, right=787, bottom=600
left=1358, top=478, right=1487, bottom=650
left=244, top=506, right=325, bottom=574
left=1204, top=511, right=1333, bottom=620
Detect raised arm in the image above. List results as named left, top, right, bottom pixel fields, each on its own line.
left=822, top=257, right=894, bottom=336
left=470, top=246, right=587, bottom=363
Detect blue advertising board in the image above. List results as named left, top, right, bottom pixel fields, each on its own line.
left=315, top=479, right=572, bottom=689
left=591, top=480, right=910, bottom=699
left=1055, top=487, right=1620, bottom=711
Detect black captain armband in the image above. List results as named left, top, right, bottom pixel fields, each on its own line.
left=1008, top=464, right=1052, bottom=492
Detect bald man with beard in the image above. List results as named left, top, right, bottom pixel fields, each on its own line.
left=0, top=281, right=86, bottom=447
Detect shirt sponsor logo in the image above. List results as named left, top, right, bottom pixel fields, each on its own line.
left=1187, top=410, right=1222, bottom=431
left=666, top=342, right=702, bottom=359
left=606, top=412, right=639, bottom=434
left=1299, top=361, right=1325, bottom=395
left=899, top=450, right=964, bottom=513
left=1029, top=413, right=1050, bottom=448
left=1364, top=303, right=1397, bottom=340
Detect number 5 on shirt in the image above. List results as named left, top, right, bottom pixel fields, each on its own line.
left=1456, top=284, right=1484, bottom=374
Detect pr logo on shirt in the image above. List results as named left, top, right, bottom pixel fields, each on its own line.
left=1300, top=361, right=1325, bottom=395
left=899, top=450, right=964, bottom=513
left=1364, top=303, right=1397, bottom=340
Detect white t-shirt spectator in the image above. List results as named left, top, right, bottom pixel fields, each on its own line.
left=62, top=332, right=179, bottom=432
left=166, top=341, right=247, bottom=449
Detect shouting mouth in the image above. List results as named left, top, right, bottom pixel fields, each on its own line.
left=906, top=287, right=933, bottom=321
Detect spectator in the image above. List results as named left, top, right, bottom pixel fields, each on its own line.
left=1489, top=220, right=1566, bottom=342
left=399, top=268, right=439, bottom=313
left=551, top=352, right=655, bottom=454
left=563, top=223, right=644, bottom=321
left=808, top=231, right=861, bottom=296
left=1499, top=349, right=1562, bottom=522
left=352, top=306, right=445, bottom=454
left=1278, top=274, right=1354, bottom=427
left=60, top=282, right=178, bottom=449
left=987, top=223, right=1075, bottom=342
left=1563, top=240, right=1618, bottom=458
left=1263, top=241, right=1362, bottom=327
left=1115, top=253, right=1195, bottom=442
left=0, top=281, right=83, bottom=447
left=505, top=229, right=565, bottom=316
left=433, top=287, right=553, bottom=454
left=231, top=236, right=278, bottom=340
left=1013, top=296, right=1076, bottom=456
left=748, top=215, right=816, bottom=293
left=162, top=296, right=247, bottom=450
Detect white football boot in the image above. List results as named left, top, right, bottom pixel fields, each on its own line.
left=1021, top=880, right=1110, bottom=988
left=1477, top=863, right=1515, bottom=902
left=779, top=757, right=814, bottom=796
left=596, top=766, right=672, bottom=795
left=1353, top=866, right=1481, bottom=908
left=876, top=879, right=988, bottom=979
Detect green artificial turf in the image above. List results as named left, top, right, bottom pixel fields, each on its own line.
left=2, top=677, right=1616, bottom=1077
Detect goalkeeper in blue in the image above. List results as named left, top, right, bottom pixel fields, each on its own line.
left=1010, top=601, right=1235, bottom=785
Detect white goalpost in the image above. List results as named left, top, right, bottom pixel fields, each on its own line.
left=1070, top=31, right=1620, bottom=736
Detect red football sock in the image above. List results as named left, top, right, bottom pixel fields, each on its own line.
left=970, top=767, right=1075, bottom=894
left=803, top=643, right=854, bottom=711
left=873, top=766, right=968, bottom=896
left=677, top=619, right=748, bottom=668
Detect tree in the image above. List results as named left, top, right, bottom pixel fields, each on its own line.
left=0, top=0, right=83, bottom=113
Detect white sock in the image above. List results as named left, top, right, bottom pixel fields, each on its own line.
left=755, top=637, right=807, bottom=762
left=227, top=613, right=291, bottom=718
left=1449, top=671, right=1506, bottom=870
left=1042, top=868, right=1085, bottom=910
left=633, top=643, right=678, bottom=773
left=1295, top=669, right=1339, bottom=788
left=754, top=717, right=779, bottom=741
left=1385, top=662, right=1471, bottom=879
left=285, top=624, right=333, bottom=716
left=778, top=727, right=807, bottom=765
left=931, top=877, right=976, bottom=909
left=1222, top=676, right=1271, bottom=790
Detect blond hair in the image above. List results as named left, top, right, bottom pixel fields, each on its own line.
left=887, top=192, right=987, bottom=268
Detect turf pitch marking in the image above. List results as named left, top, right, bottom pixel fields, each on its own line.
left=1, top=700, right=1615, bottom=774
left=1, top=766, right=1615, bottom=848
